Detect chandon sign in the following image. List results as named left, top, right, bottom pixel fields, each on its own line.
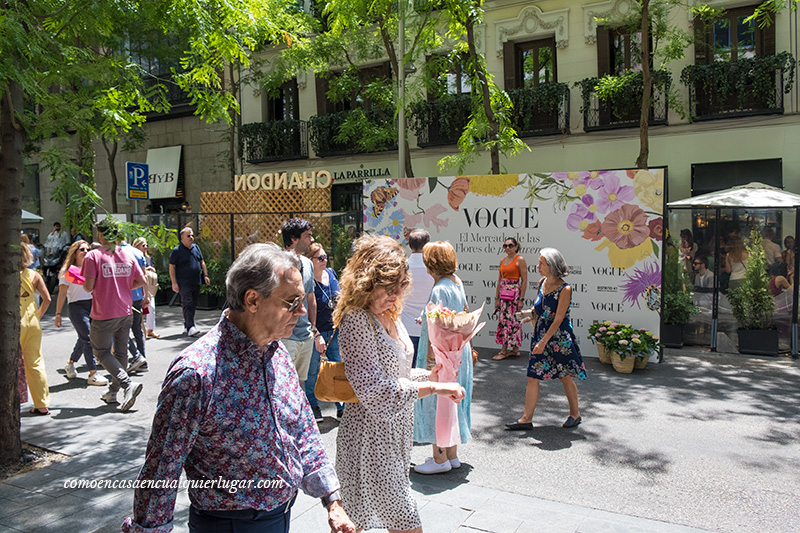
left=234, top=170, right=333, bottom=191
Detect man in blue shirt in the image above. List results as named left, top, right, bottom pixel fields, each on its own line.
left=169, top=227, right=210, bottom=337
left=281, top=218, right=326, bottom=422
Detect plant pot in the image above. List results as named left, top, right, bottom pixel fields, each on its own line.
left=634, top=353, right=650, bottom=369
left=155, top=289, right=172, bottom=306
left=596, top=342, right=612, bottom=365
left=737, top=328, right=779, bottom=356
left=661, top=323, right=683, bottom=348
left=197, top=293, right=220, bottom=311
left=611, top=352, right=635, bottom=373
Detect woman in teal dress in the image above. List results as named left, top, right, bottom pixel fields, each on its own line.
left=413, top=241, right=473, bottom=474
left=505, top=247, right=586, bottom=431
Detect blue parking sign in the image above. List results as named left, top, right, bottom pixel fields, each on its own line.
left=126, top=162, right=149, bottom=200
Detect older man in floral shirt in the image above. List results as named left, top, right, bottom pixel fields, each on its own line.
left=124, top=244, right=354, bottom=533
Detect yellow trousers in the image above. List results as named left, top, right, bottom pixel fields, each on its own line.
left=20, top=322, right=50, bottom=409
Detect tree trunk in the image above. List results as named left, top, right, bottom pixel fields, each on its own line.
left=465, top=17, right=500, bottom=174
left=0, top=82, right=25, bottom=468
left=636, top=0, right=652, bottom=170
left=102, top=138, right=119, bottom=213
left=378, top=22, right=415, bottom=178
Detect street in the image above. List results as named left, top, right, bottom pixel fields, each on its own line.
left=6, top=304, right=800, bottom=532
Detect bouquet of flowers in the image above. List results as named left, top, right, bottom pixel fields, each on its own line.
left=65, top=265, right=85, bottom=285
left=425, top=301, right=485, bottom=447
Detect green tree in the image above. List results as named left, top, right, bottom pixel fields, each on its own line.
left=0, top=0, right=302, bottom=469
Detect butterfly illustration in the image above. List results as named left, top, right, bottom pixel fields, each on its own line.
left=370, top=186, right=398, bottom=218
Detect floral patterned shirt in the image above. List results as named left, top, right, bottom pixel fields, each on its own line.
left=122, top=316, right=339, bottom=532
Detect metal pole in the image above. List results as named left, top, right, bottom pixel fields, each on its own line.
left=792, top=208, right=799, bottom=355
left=711, top=207, right=720, bottom=351
left=397, top=0, right=405, bottom=179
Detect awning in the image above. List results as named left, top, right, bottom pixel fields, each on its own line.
left=21, top=209, right=43, bottom=223
left=668, top=182, right=800, bottom=209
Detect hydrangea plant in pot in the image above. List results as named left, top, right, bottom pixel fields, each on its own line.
left=727, top=229, right=777, bottom=355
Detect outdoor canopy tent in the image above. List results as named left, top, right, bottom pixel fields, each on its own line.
left=668, top=182, right=800, bottom=354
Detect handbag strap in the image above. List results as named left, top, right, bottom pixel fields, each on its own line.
left=322, top=311, right=379, bottom=362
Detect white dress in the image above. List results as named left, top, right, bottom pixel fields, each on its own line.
left=336, top=309, right=429, bottom=530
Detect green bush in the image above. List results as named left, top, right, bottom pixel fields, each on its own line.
left=662, top=237, right=698, bottom=325
left=727, top=229, right=775, bottom=330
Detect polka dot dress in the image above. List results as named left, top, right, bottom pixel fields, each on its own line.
left=336, top=309, right=428, bottom=531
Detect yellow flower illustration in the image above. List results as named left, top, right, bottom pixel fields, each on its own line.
left=633, top=170, right=664, bottom=212
left=467, top=174, right=520, bottom=197
left=595, top=238, right=654, bottom=269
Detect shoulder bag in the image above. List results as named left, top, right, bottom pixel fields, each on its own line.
left=315, top=312, right=382, bottom=404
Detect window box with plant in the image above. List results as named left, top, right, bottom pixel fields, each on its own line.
left=727, top=229, right=778, bottom=355
left=507, top=81, right=570, bottom=137
left=409, top=93, right=472, bottom=147
left=239, top=120, right=308, bottom=163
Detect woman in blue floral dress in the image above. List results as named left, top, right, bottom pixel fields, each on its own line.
left=505, top=248, right=587, bottom=431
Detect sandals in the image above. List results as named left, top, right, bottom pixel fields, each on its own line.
left=492, top=350, right=509, bottom=360
left=30, top=408, right=50, bottom=416
left=509, top=349, right=521, bottom=358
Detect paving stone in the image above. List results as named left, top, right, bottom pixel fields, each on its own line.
left=417, top=499, right=473, bottom=533
left=463, top=508, right=525, bottom=533
left=0, top=493, right=92, bottom=531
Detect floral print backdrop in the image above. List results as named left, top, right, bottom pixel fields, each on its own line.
left=363, top=170, right=664, bottom=354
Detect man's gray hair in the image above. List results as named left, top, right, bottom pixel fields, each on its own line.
left=226, top=243, right=300, bottom=311
left=539, top=247, right=570, bottom=278
left=180, top=227, right=193, bottom=237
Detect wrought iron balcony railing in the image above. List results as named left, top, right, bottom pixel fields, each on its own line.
left=577, top=70, right=670, bottom=132
left=508, top=82, right=570, bottom=137
left=409, top=94, right=472, bottom=148
left=240, top=120, right=309, bottom=163
left=680, top=53, right=796, bottom=121
left=309, top=109, right=397, bottom=157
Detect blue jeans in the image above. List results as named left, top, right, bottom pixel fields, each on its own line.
left=188, top=498, right=294, bottom=533
left=68, top=300, right=96, bottom=370
left=409, top=335, right=420, bottom=368
left=305, top=329, right=342, bottom=410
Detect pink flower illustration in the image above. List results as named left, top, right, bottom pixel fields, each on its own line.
left=596, top=174, right=635, bottom=214
left=575, top=171, right=610, bottom=190
left=582, top=220, right=603, bottom=241
left=424, top=204, right=449, bottom=231
left=395, top=177, right=427, bottom=201
left=648, top=218, right=663, bottom=241
left=601, top=204, right=650, bottom=249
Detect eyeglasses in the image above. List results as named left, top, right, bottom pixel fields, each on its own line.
left=692, top=262, right=701, bottom=266
left=280, top=294, right=305, bottom=313
left=503, top=243, right=515, bottom=248
left=385, top=278, right=411, bottom=296
left=78, top=248, right=89, bottom=252
left=314, top=254, right=328, bottom=262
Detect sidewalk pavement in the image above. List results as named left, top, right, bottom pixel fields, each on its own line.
left=4, top=305, right=798, bottom=532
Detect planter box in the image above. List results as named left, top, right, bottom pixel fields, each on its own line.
left=737, top=328, right=779, bottom=356
left=661, top=324, right=683, bottom=348
left=197, top=293, right=221, bottom=311
left=155, top=289, right=174, bottom=306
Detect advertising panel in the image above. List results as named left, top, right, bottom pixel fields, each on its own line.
left=362, top=171, right=665, bottom=355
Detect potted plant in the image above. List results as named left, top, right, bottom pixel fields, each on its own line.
left=727, top=229, right=778, bottom=355
left=595, top=323, right=636, bottom=373
left=588, top=320, right=615, bottom=364
left=632, top=328, right=662, bottom=369
left=661, top=237, right=699, bottom=347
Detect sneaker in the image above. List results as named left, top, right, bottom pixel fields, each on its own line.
left=137, top=363, right=149, bottom=373
left=188, top=326, right=200, bottom=337
left=127, top=355, right=147, bottom=373
left=336, top=408, right=345, bottom=419
left=64, top=362, right=77, bottom=379
left=414, top=457, right=452, bottom=475
left=312, top=406, right=324, bottom=423
left=449, top=457, right=462, bottom=469
left=87, top=373, right=108, bottom=386
left=182, top=328, right=188, bottom=335
left=100, top=391, right=118, bottom=404
left=120, top=383, right=143, bottom=412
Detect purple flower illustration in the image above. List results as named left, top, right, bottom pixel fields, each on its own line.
left=575, top=171, right=609, bottom=190
left=566, top=195, right=598, bottom=231
left=596, top=174, right=635, bottom=214
left=621, top=261, right=662, bottom=310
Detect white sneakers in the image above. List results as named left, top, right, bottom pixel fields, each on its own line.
left=413, top=456, right=461, bottom=475
left=187, top=326, right=200, bottom=337
left=100, top=391, right=118, bottom=404
left=87, top=373, right=108, bottom=386
left=120, top=383, right=143, bottom=412
left=64, top=363, right=77, bottom=379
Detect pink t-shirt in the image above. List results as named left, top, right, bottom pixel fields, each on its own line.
left=81, top=246, right=143, bottom=320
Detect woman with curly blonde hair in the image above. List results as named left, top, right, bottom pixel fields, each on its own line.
left=334, top=234, right=464, bottom=533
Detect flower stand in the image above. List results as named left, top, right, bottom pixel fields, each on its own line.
left=611, top=352, right=635, bottom=373
left=596, top=342, right=612, bottom=365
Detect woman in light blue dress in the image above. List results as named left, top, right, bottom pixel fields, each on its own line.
left=413, top=241, right=473, bottom=474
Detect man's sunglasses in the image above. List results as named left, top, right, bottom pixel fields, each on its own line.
left=281, top=294, right=304, bottom=312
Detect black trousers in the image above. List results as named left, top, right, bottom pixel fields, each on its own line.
left=179, top=284, right=201, bottom=330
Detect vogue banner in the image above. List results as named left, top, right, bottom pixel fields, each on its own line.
left=362, top=171, right=665, bottom=355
